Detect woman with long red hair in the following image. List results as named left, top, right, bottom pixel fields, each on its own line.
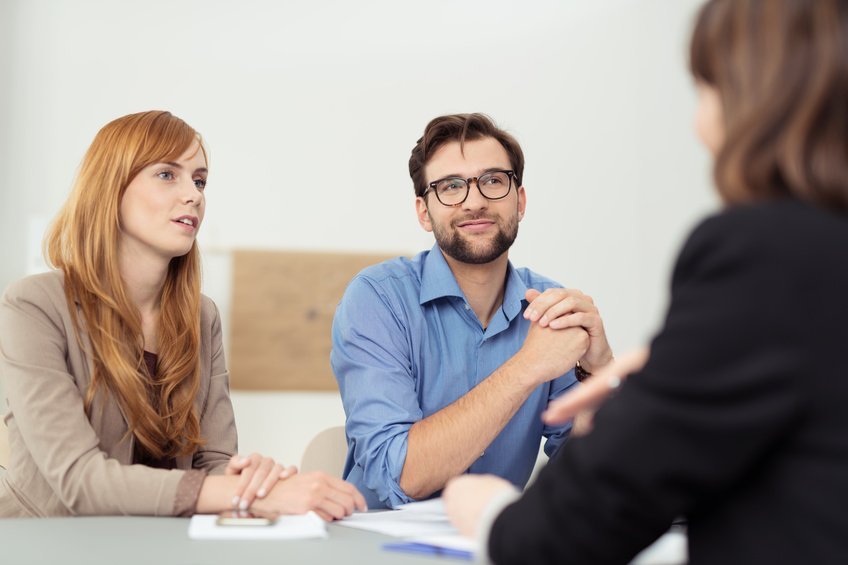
left=0, top=110, right=365, bottom=518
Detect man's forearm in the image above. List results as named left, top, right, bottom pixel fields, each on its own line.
left=398, top=354, right=538, bottom=500
left=399, top=325, right=589, bottom=500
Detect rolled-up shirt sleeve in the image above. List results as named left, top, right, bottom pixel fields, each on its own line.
left=331, top=276, right=422, bottom=508
left=540, top=371, right=578, bottom=457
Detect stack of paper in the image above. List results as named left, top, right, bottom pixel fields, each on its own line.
left=337, top=498, right=687, bottom=564
left=338, top=499, right=458, bottom=537
left=338, top=499, right=475, bottom=559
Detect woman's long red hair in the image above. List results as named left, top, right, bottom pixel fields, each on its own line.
left=46, top=110, right=206, bottom=458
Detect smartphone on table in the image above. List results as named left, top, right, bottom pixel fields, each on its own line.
left=216, top=509, right=279, bottom=526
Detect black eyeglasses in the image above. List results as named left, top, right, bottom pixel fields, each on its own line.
left=423, top=170, right=516, bottom=207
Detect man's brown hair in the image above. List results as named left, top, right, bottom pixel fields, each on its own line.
left=408, top=113, right=525, bottom=198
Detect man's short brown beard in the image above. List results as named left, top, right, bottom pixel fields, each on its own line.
left=431, top=212, right=519, bottom=265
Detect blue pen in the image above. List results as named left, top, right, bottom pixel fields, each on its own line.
left=382, top=542, right=473, bottom=561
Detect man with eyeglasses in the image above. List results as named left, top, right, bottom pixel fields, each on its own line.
left=331, top=113, right=613, bottom=509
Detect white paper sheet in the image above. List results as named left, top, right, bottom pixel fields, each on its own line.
left=187, top=512, right=328, bottom=540
left=340, top=498, right=685, bottom=564
left=631, top=529, right=688, bottom=565
left=336, top=499, right=459, bottom=537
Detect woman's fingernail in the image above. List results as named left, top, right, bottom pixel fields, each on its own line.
left=239, top=499, right=249, bottom=510
left=257, top=488, right=266, bottom=498
left=231, top=496, right=240, bottom=508
left=240, top=457, right=249, bottom=464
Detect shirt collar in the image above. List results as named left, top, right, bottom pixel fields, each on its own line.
left=419, top=244, right=529, bottom=322
left=502, top=262, right=529, bottom=322
left=419, top=244, right=465, bottom=305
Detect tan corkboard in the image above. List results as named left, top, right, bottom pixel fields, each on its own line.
left=229, top=250, right=399, bottom=390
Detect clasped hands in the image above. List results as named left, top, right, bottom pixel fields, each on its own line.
left=224, top=453, right=366, bottom=521
left=518, top=287, right=614, bottom=384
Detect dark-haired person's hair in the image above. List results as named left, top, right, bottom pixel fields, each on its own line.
left=408, top=113, right=525, bottom=198
left=690, top=0, right=848, bottom=212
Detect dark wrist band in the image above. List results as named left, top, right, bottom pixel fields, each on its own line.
left=575, top=362, right=592, bottom=383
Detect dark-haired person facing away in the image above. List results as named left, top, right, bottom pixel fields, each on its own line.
left=331, top=113, right=614, bottom=509
left=444, top=0, right=848, bottom=563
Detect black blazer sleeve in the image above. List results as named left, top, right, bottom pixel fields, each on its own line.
left=489, top=204, right=815, bottom=564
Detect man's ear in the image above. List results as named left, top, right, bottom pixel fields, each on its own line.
left=416, top=196, right=434, bottom=232
left=517, top=185, right=527, bottom=221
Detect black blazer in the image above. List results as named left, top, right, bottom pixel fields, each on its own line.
left=490, top=199, right=848, bottom=564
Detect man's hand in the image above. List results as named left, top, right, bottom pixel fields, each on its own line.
left=516, top=323, right=590, bottom=386
left=252, top=471, right=368, bottom=521
left=444, top=474, right=517, bottom=538
left=543, top=348, right=650, bottom=434
left=525, top=288, right=614, bottom=372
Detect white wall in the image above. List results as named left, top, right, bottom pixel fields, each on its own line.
left=0, top=0, right=14, bottom=413
left=0, top=0, right=716, bottom=464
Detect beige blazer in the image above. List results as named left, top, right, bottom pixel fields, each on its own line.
left=0, top=270, right=237, bottom=517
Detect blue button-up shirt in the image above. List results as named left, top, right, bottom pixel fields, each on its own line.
left=331, top=245, right=577, bottom=509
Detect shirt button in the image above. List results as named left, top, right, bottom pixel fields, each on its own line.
left=465, top=303, right=470, bottom=310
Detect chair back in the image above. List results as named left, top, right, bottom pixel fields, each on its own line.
left=300, top=426, right=347, bottom=478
